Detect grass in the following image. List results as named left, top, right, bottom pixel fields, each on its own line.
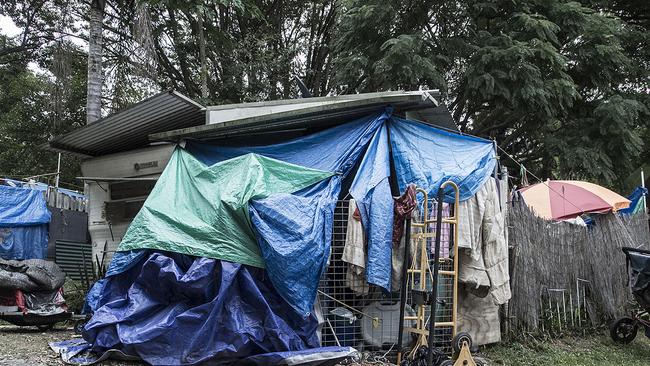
left=483, top=330, right=650, bottom=365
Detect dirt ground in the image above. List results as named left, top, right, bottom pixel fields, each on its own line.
left=3, top=324, right=650, bottom=366
left=0, top=324, right=139, bottom=366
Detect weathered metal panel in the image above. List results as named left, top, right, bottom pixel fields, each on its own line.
left=47, top=91, right=204, bottom=156
left=54, top=240, right=93, bottom=281
left=80, top=144, right=174, bottom=179
left=47, top=207, right=89, bottom=260
left=151, top=91, right=442, bottom=142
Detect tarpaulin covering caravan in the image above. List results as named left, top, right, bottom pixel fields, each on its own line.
left=78, top=110, right=497, bottom=365
left=0, top=185, right=51, bottom=260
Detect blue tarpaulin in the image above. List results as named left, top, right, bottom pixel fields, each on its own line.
left=51, top=339, right=355, bottom=366
left=389, top=117, right=497, bottom=202
left=82, top=251, right=330, bottom=365
left=2, top=177, right=86, bottom=200
left=0, top=185, right=51, bottom=260
left=79, top=110, right=500, bottom=365
left=88, top=114, right=393, bottom=315
left=349, top=124, right=393, bottom=290
left=168, top=112, right=390, bottom=315
left=619, top=186, right=647, bottom=215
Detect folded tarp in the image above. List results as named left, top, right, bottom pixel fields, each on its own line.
left=0, top=185, right=51, bottom=260
left=0, top=258, right=66, bottom=292
left=81, top=251, right=324, bottom=365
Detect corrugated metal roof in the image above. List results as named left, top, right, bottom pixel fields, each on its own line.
left=48, top=90, right=456, bottom=156
left=48, top=91, right=205, bottom=156
left=150, top=90, right=445, bottom=142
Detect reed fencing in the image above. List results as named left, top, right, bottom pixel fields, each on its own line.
left=507, top=200, right=650, bottom=333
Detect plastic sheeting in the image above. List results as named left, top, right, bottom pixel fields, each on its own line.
left=389, top=117, right=497, bottom=202
left=183, top=112, right=390, bottom=315
left=78, top=110, right=504, bottom=364
left=0, top=185, right=50, bottom=260
left=118, top=151, right=332, bottom=268
left=349, top=124, right=394, bottom=291
left=83, top=251, right=323, bottom=365
left=620, top=187, right=648, bottom=215
left=2, top=178, right=86, bottom=200
left=102, top=111, right=499, bottom=315
left=50, top=339, right=356, bottom=366
left=0, top=185, right=51, bottom=226
left=0, top=258, right=66, bottom=292
left=0, top=225, right=48, bottom=260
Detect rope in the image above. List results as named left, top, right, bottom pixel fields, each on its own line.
left=496, top=144, right=584, bottom=213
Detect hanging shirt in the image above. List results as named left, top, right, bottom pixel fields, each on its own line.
left=342, top=199, right=370, bottom=296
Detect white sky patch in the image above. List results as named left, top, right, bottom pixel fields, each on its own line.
left=0, top=15, right=21, bottom=37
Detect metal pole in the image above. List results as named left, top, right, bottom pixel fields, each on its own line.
left=426, top=186, right=445, bottom=366
left=642, top=170, right=646, bottom=213
left=396, top=217, right=411, bottom=364
left=55, top=152, right=61, bottom=207
left=55, top=152, right=61, bottom=188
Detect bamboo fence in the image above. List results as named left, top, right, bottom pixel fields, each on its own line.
left=507, top=200, right=650, bottom=332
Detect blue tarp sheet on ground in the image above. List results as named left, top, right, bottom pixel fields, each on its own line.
left=0, top=185, right=51, bottom=260
left=51, top=339, right=355, bottom=366
left=83, top=251, right=327, bottom=365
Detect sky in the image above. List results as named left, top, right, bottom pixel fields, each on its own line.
left=0, top=15, right=44, bottom=72
left=0, top=15, right=20, bottom=37
left=0, top=14, right=86, bottom=74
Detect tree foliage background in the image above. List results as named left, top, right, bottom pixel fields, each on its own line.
left=0, top=0, right=648, bottom=190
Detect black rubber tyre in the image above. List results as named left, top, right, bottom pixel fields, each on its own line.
left=475, top=358, right=487, bottom=366
left=610, top=317, right=638, bottom=344
left=451, top=332, right=473, bottom=353
left=74, top=320, right=86, bottom=334
left=36, top=323, right=55, bottom=331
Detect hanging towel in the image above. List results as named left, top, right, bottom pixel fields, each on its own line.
left=392, top=184, right=417, bottom=246
left=391, top=184, right=418, bottom=291
left=457, top=177, right=511, bottom=305
left=342, top=199, right=369, bottom=296
left=428, top=202, right=451, bottom=259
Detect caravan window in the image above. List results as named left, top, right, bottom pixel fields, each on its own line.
left=109, top=180, right=156, bottom=200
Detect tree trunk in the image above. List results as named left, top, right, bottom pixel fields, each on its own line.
left=86, top=0, right=105, bottom=124
left=198, top=8, right=208, bottom=100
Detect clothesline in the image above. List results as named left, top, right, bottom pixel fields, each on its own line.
left=495, top=144, right=584, bottom=213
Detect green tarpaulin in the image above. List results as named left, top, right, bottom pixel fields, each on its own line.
left=118, top=148, right=333, bottom=267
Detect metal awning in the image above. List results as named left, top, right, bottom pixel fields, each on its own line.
left=150, top=90, right=442, bottom=142
left=76, top=176, right=159, bottom=182
left=48, top=90, right=457, bottom=157
left=47, top=90, right=205, bottom=156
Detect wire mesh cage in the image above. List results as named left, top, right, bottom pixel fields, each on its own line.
left=318, top=197, right=456, bottom=361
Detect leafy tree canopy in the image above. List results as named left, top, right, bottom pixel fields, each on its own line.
left=0, top=0, right=647, bottom=190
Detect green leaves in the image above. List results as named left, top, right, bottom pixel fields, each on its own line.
left=335, top=0, right=648, bottom=190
